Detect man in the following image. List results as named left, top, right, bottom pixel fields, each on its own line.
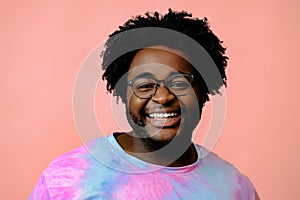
left=30, top=9, right=259, bottom=199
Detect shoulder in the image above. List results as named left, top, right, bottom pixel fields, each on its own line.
left=44, top=136, right=109, bottom=172
left=194, top=144, right=259, bottom=199
left=30, top=136, right=117, bottom=199
left=45, top=145, right=88, bottom=172
left=41, top=137, right=109, bottom=184
left=41, top=144, right=90, bottom=187
left=195, top=144, right=246, bottom=176
left=30, top=143, right=90, bottom=199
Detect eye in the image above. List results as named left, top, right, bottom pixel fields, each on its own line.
left=169, top=81, right=190, bottom=89
left=134, top=82, right=156, bottom=91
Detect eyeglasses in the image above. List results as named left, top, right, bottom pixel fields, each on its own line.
left=127, top=73, right=194, bottom=99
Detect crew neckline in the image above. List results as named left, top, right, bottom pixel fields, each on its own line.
left=105, top=132, right=202, bottom=174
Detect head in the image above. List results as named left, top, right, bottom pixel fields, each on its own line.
left=101, top=9, right=228, bottom=147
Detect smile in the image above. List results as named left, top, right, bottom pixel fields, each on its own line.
left=148, top=112, right=179, bottom=118
left=147, top=112, right=181, bottom=127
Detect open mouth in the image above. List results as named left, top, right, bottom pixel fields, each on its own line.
left=148, top=112, right=179, bottom=118
left=146, top=112, right=181, bottom=127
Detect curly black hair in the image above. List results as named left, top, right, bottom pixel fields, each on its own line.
left=101, top=9, right=228, bottom=104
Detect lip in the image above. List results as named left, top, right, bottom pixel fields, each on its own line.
left=146, top=111, right=181, bottom=127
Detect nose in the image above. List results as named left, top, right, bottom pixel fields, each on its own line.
left=151, top=85, right=176, bottom=104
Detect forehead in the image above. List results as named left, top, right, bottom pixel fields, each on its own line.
left=127, top=47, right=194, bottom=80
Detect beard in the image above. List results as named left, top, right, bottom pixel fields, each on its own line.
left=126, top=110, right=170, bottom=149
left=125, top=104, right=202, bottom=151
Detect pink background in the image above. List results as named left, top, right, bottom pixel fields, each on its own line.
left=1, top=0, right=299, bottom=199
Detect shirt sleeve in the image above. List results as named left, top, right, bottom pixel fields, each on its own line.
left=29, top=174, right=50, bottom=200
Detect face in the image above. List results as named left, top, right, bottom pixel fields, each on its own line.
left=126, top=47, right=202, bottom=148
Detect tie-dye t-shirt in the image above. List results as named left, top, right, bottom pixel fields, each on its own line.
left=30, top=133, right=258, bottom=200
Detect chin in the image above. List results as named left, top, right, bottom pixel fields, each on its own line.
left=146, top=125, right=194, bottom=148
left=127, top=110, right=196, bottom=149
left=143, top=136, right=173, bottom=149
left=129, top=124, right=177, bottom=149
left=148, top=127, right=177, bottom=139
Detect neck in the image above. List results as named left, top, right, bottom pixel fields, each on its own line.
left=114, top=132, right=197, bottom=167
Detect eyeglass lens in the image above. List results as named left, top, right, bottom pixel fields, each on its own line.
left=131, top=74, right=193, bottom=99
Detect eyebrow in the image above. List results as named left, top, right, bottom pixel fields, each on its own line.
left=130, top=71, right=190, bottom=80
left=131, top=72, right=154, bottom=80
left=169, top=71, right=190, bottom=76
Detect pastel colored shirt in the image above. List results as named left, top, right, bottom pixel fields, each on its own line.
left=30, top=133, right=258, bottom=200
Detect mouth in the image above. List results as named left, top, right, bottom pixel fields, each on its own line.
left=146, top=112, right=181, bottom=127
left=148, top=112, right=179, bottom=118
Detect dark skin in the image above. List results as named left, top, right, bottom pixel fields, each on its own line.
left=114, top=47, right=201, bottom=167
left=115, top=132, right=197, bottom=167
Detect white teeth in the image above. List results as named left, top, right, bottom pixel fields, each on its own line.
left=149, top=112, right=178, bottom=118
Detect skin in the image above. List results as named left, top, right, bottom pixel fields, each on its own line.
left=115, top=46, right=203, bottom=167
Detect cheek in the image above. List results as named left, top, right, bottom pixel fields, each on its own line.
left=187, top=99, right=200, bottom=113
left=190, top=85, right=206, bottom=107
left=127, top=90, right=146, bottom=115
left=126, top=87, right=133, bottom=102
left=183, top=90, right=200, bottom=108
left=179, top=93, right=202, bottom=118
left=126, top=88, right=135, bottom=110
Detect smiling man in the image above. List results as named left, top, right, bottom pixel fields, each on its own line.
left=116, top=47, right=201, bottom=167
left=30, top=9, right=260, bottom=199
